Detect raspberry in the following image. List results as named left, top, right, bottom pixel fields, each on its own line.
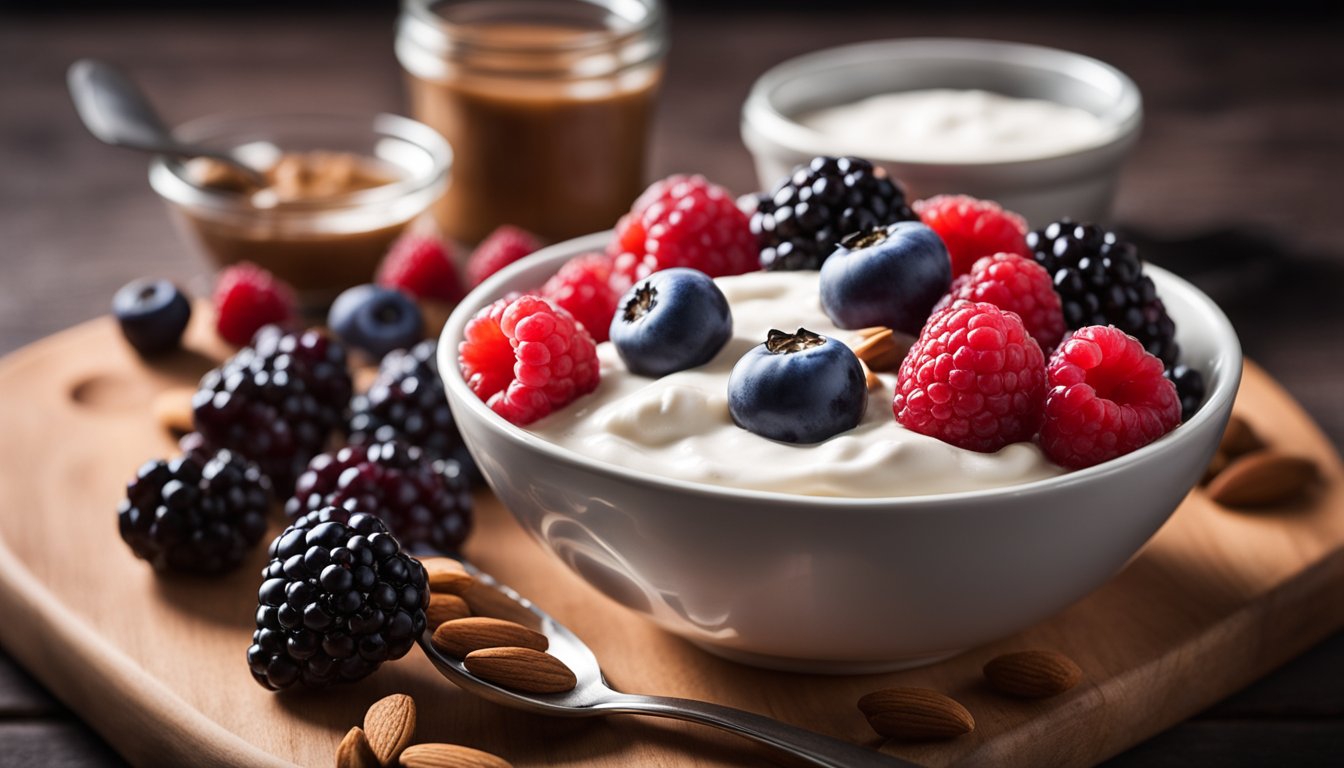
left=936, top=253, right=1066, bottom=349
left=893, top=300, right=1046, bottom=453
left=376, top=232, right=462, bottom=303
left=213, top=262, right=296, bottom=346
left=458, top=295, right=599, bottom=425
left=466, top=225, right=542, bottom=287
left=1037, top=325, right=1181, bottom=469
left=609, top=175, right=758, bottom=290
left=541, top=252, right=619, bottom=343
left=913, top=195, right=1031, bottom=277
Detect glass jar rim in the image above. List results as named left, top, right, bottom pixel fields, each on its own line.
left=398, top=0, right=666, bottom=79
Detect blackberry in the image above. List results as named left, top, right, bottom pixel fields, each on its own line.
left=285, top=440, right=472, bottom=554
left=193, top=326, right=352, bottom=491
left=1167, top=364, right=1207, bottom=423
left=349, top=340, right=468, bottom=468
left=1028, top=220, right=1206, bottom=419
left=247, top=506, right=429, bottom=690
left=751, top=156, right=917, bottom=271
left=117, top=448, right=270, bottom=574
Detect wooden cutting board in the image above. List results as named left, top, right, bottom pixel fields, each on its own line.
left=0, top=311, right=1339, bottom=768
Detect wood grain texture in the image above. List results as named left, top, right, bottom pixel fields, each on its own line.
left=0, top=312, right=1339, bottom=768
left=1, top=8, right=1342, bottom=767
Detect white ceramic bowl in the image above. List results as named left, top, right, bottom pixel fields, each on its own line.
left=439, top=233, right=1240, bottom=673
left=741, top=38, right=1142, bottom=226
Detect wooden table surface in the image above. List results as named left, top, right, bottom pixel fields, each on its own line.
left=1, top=7, right=1341, bottom=767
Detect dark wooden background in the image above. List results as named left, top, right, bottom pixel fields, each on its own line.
left=2, top=7, right=1342, bottom=766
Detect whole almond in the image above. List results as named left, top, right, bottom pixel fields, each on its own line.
left=857, top=688, right=974, bottom=740
left=399, top=743, right=514, bottom=768
left=1219, top=414, right=1264, bottom=458
left=851, top=328, right=907, bottom=372
left=420, top=557, right=475, bottom=594
left=152, top=387, right=196, bottom=436
left=1206, top=450, right=1318, bottom=507
left=427, top=593, right=472, bottom=627
left=464, top=647, right=577, bottom=694
left=859, top=359, right=881, bottom=391
left=459, top=581, right=543, bottom=630
left=363, top=693, right=415, bottom=766
left=854, top=326, right=889, bottom=341
left=435, top=617, right=549, bottom=659
left=983, top=649, right=1083, bottom=698
left=335, top=726, right=379, bottom=768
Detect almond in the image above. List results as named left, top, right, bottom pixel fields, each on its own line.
left=399, top=743, right=514, bottom=768
left=1219, top=414, right=1264, bottom=458
left=857, top=687, right=974, bottom=740
left=1201, top=450, right=1229, bottom=485
left=1206, top=449, right=1319, bottom=507
left=335, top=726, right=379, bottom=768
left=433, top=617, right=548, bottom=659
left=464, top=647, right=577, bottom=694
left=854, top=326, right=890, bottom=340
left=420, top=557, right=475, bottom=594
left=427, top=593, right=472, bottom=627
left=983, top=649, right=1083, bottom=698
left=152, top=387, right=196, bottom=437
left=459, top=580, right=542, bottom=631
left=859, top=359, right=881, bottom=392
left=363, top=693, right=415, bottom=766
left=851, top=328, right=907, bottom=372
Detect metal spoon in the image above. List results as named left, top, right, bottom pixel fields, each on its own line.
left=66, top=58, right=267, bottom=187
left=417, top=563, right=917, bottom=768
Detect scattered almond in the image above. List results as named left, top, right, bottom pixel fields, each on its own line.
left=363, top=693, right=416, bottom=766
left=398, top=743, right=514, bottom=768
left=336, top=726, right=380, bottom=768
left=434, top=617, right=549, bottom=659
left=464, top=647, right=577, bottom=694
left=421, top=557, right=475, bottom=595
left=851, top=327, right=906, bottom=372
left=1206, top=449, right=1318, bottom=507
left=152, top=387, right=196, bottom=436
left=983, top=649, right=1082, bottom=698
left=353, top=365, right=380, bottom=393
left=1219, top=414, right=1264, bottom=458
left=857, top=687, right=974, bottom=741
left=427, top=593, right=472, bottom=627
left=854, top=326, right=889, bottom=340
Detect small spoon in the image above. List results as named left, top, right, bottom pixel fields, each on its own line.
left=418, top=563, right=917, bottom=768
left=66, top=58, right=267, bottom=187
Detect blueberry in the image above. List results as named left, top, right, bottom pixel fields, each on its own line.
left=327, top=284, right=423, bottom=360
left=609, top=268, right=732, bottom=378
left=819, top=221, right=951, bottom=334
left=111, top=278, right=192, bottom=357
left=727, top=327, right=866, bottom=444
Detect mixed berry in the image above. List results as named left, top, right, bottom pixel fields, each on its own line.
left=327, top=283, right=424, bottom=360
left=112, top=278, right=193, bottom=357
left=457, top=162, right=1205, bottom=469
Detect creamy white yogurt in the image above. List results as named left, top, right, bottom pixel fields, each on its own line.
left=800, top=89, right=1111, bottom=164
left=527, top=271, right=1063, bottom=498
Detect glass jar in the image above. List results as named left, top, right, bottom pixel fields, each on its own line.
left=396, top=0, right=667, bottom=245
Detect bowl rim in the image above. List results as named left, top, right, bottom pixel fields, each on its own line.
left=741, top=37, right=1144, bottom=170
left=441, top=231, right=1241, bottom=511
left=147, top=111, right=452, bottom=216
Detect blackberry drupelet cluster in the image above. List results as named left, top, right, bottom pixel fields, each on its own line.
left=348, top=339, right=472, bottom=473
left=285, top=440, right=473, bottom=555
left=117, top=448, right=270, bottom=574
left=1027, top=220, right=1205, bottom=419
left=193, top=326, right=352, bottom=491
left=751, top=156, right=917, bottom=271
left=247, top=507, right=429, bottom=690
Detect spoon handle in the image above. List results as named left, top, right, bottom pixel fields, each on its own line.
left=596, top=693, right=919, bottom=768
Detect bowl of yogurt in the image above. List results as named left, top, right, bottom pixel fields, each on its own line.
left=439, top=233, right=1240, bottom=673
left=741, top=38, right=1142, bottom=226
